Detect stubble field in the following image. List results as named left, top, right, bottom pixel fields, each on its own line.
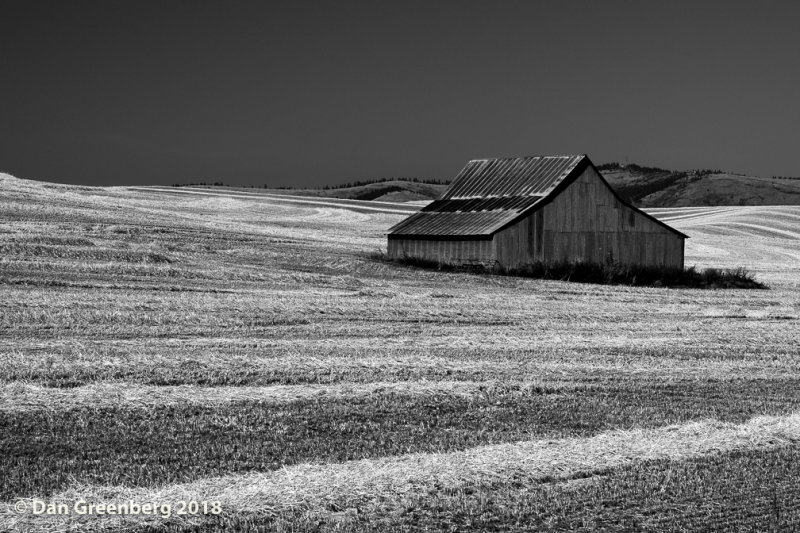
left=1, top=174, right=800, bottom=532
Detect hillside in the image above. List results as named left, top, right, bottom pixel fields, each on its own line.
left=306, top=180, right=447, bottom=202
left=206, top=163, right=800, bottom=208
left=184, top=180, right=449, bottom=203
left=600, top=163, right=800, bottom=207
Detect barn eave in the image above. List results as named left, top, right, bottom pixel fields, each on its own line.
left=386, top=233, right=494, bottom=241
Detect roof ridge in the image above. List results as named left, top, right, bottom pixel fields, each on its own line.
left=469, top=154, right=585, bottom=162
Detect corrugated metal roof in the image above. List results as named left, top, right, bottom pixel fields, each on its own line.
left=421, top=195, right=542, bottom=213
left=387, top=209, right=534, bottom=236
left=388, top=155, right=585, bottom=237
left=443, top=155, right=585, bottom=199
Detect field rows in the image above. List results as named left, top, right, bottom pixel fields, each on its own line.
left=1, top=174, right=799, bottom=531
left=5, top=412, right=800, bottom=531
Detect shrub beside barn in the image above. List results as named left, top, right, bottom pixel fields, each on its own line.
left=387, top=155, right=687, bottom=269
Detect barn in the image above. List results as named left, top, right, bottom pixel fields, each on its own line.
left=387, top=154, right=687, bottom=269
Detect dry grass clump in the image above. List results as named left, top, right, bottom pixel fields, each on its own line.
left=7, top=235, right=96, bottom=246
left=378, top=253, right=767, bottom=289
left=0, top=243, right=173, bottom=263
left=304, top=444, right=800, bottom=532
left=0, top=381, right=488, bottom=413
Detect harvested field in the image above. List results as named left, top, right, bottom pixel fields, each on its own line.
left=1, top=174, right=799, bottom=531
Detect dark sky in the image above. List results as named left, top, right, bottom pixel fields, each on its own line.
left=1, top=1, right=799, bottom=186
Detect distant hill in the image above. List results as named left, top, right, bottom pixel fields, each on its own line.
left=599, top=163, right=800, bottom=207
left=178, top=179, right=451, bottom=203
left=263, top=164, right=800, bottom=207
left=286, top=179, right=448, bottom=202
left=24, top=159, right=790, bottom=207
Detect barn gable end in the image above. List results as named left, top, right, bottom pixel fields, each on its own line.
left=492, top=163, right=685, bottom=268
left=387, top=155, right=686, bottom=269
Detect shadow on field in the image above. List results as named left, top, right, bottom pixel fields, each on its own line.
left=370, top=252, right=768, bottom=289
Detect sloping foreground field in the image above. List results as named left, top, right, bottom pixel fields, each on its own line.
left=1, top=175, right=799, bottom=532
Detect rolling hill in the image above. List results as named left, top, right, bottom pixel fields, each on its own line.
left=206, top=179, right=449, bottom=203
left=189, top=162, right=800, bottom=208
left=600, top=163, right=800, bottom=207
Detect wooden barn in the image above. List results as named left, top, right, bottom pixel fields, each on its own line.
left=387, top=154, right=687, bottom=269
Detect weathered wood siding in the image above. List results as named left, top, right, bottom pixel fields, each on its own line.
left=492, top=166, right=685, bottom=269
left=388, top=238, right=494, bottom=265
